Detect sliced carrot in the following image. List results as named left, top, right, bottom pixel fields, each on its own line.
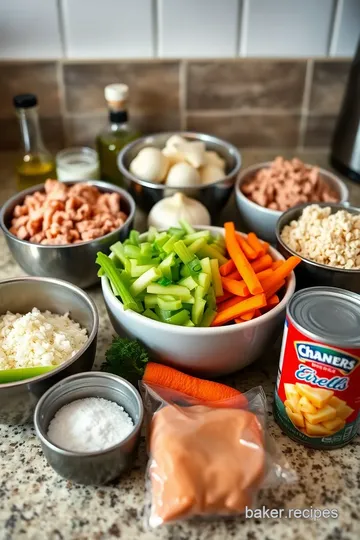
left=217, top=294, right=249, bottom=313
left=251, top=254, right=273, bottom=273
left=236, top=234, right=258, bottom=260
left=221, top=277, right=249, bottom=297
left=272, top=260, right=283, bottom=270
left=224, top=222, right=263, bottom=295
left=265, top=279, right=285, bottom=299
left=227, top=269, right=241, bottom=280
left=211, top=293, right=267, bottom=327
left=268, top=294, right=280, bottom=306
left=234, top=318, right=244, bottom=324
left=261, top=255, right=301, bottom=294
left=247, top=232, right=265, bottom=257
left=262, top=241, right=270, bottom=253
left=219, top=259, right=235, bottom=277
left=241, top=309, right=256, bottom=321
left=216, top=290, right=233, bottom=303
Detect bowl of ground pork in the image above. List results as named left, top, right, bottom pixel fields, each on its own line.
left=0, top=276, right=98, bottom=424
left=276, top=202, right=360, bottom=293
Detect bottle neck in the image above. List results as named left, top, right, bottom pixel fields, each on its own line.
left=109, top=109, right=128, bottom=130
left=17, top=107, right=45, bottom=153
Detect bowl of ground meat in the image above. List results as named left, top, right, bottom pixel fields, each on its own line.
left=0, top=180, right=135, bottom=288
left=235, top=157, right=348, bottom=243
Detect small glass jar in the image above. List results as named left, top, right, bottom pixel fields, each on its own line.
left=56, top=147, right=100, bottom=181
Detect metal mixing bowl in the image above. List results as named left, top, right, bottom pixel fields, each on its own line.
left=276, top=202, right=360, bottom=293
left=117, top=131, right=241, bottom=215
left=34, top=372, right=143, bottom=485
left=236, top=162, right=349, bottom=243
left=0, top=180, right=136, bottom=289
left=0, top=277, right=98, bottom=424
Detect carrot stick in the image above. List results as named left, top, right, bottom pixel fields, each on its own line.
left=143, top=362, right=247, bottom=405
left=236, top=234, right=257, bottom=260
left=221, top=277, right=249, bottom=297
left=262, top=241, right=270, bottom=253
left=241, top=309, right=256, bottom=321
left=265, top=279, right=285, bottom=299
left=234, top=318, right=244, bottom=324
left=261, top=255, right=301, bottom=294
left=211, top=293, right=267, bottom=326
left=251, top=254, right=273, bottom=273
left=224, top=222, right=263, bottom=295
left=216, top=290, right=233, bottom=303
left=219, top=259, right=235, bottom=276
left=267, top=294, right=280, bottom=306
left=247, top=232, right=265, bottom=257
left=217, top=295, right=247, bottom=313
left=272, top=260, right=283, bottom=270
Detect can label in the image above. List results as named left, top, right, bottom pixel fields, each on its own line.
left=274, top=317, right=360, bottom=448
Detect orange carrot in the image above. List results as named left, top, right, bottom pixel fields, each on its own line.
left=261, top=255, right=301, bottom=294
left=221, top=277, right=249, bottom=297
left=251, top=254, right=273, bottom=273
left=224, top=222, right=263, bottom=295
left=267, top=294, right=280, bottom=306
left=219, top=259, right=235, bottom=276
left=236, top=234, right=258, bottom=260
left=216, top=290, right=233, bottom=303
left=265, top=279, right=285, bottom=299
left=211, top=293, right=267, bottom=326
left=262, top=241, right=270, bottom=253
left=247, top=232, right=265, bottom=257
left=234, top=318, right=244, bottom=324
left=143, top=362, right=247, bottom=405
left=217, top=295, right=248, bottom=313
left=272, top=260, right=283, bottom=270
left=241, top=309, right=256, bottom=321
left=227, top=269, right=241, bottom=280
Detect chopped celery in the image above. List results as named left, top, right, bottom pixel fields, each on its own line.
left=154, top=306, right=172, bottom=321
left=110, top=242, right=131, bottom=273
left=147, top=226, right=158, bottom=242
left=157, top=276, right=172, bottom=286
left=171, top=264, right=180, bottom=282
left=184, top=320, right=195, bottom=327
left=194, top=285, right=206, bottom=299
left=157, top=295, right=182, bottom=311
left=178, top=276, right=198, bottom=291
left=188, top=237, right=207, bottom=253
left=147, top=283, right=191, bottom=300
left=140, top=242, right=152, bottom=258
left=174, top=240, right=202, bottom=274
left=124, top=244, right=141, bottom=259
left=182, top=302, right=193, bottom=312
left=192, top=298, right=206, bottom=325
left=129, top=260, right=156, bottom=278
left=197, top=272, right=211, bottom=294
left=198, top=245, right=228, bottom=266
left=210, top=258, right=224, bottom=297
left=179, top=219, right=195, bottom=235
left=183, top=230, right=211, bottom=244
left=159, top=253, right=176, bottom=280
left=180, top=265, right=191, bottom=278
left=144, top=295, right=158, bottom=309
left=96, top=253, right=139, bottom=312
left=206, top=286, right=217, bottom=310
left=168, top=227, right=185, bottom=238
left=200, top=307, right=217, bottom=327
left=163, top=235, right=179, bottom=255
left=130, top=267, right=162, bottom=296
left=129, top=230, right=140, bottom=246
left=200, top=257, right=212, bottom=276
left=154, top=232, right=169, bottom=249
left=143, top=308, right=160, bottom=321
left=165, top=310, right=190, bottom=326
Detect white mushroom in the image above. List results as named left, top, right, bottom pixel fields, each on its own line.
left=200, top=164, right=225, bottom=185
left=130, top=147, right=169, bottom=183
left=166, top=162, right=201, bottom=188
left=205, top=150, right=226, bottom=170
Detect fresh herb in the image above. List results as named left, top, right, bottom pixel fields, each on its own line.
left=102, top=337, right=149, bottom=385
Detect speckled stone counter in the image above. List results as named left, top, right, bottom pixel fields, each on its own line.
left=0, top=151, right=359, bottom=540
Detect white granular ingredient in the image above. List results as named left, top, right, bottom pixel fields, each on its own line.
left=0, top=308, right=88, bottom=371
left=47, top=397, right=134, bottom=452
left=280, top=204, right=360, bottom=269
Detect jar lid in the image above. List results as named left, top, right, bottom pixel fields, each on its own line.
left=105, top=84, right=129, bottom=103
left=13, top=93, right=37, bottom=108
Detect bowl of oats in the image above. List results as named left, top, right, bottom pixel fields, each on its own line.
left=276, top=203, right=360, bottom=293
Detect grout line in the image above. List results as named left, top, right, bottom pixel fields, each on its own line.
left=56, top=0, right=67, bottom=58
left=234, top=0, right=242, bottom=57
left=298, top=59, right=314, bottom=149
left=185, top=108, right=303, bottom=117
left=56, top=61, right=69, bottom=146
left=152, top=0, right=159, bottom=58
left=329, top=0, right=343, bottom=57
left=239, top=0, right=249, bottom=57
left=179, top=60, right=187, bottom=130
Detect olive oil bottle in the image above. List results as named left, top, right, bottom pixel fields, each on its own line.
left=14, top=94, right=56, bottom=190
left=96, top=84, right=140, bottom=186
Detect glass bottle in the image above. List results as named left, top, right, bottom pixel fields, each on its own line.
left=96, top=84, right=140, bottom=186
left=14, top=93, right=56, bottom=191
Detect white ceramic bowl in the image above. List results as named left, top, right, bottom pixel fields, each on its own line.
left=101, top=226, right=296, bottom=377
left=235, top=162, right=349, bottom=243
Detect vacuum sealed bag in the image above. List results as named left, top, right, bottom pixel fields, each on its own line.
left=140, top=382, right=296, bottom=528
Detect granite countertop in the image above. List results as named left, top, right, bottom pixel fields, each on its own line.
left=0, top=151, right=359, bottom=540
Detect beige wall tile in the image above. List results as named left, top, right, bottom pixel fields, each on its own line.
left=309, top=61, right=351, bottom=114
left=0, top=117, right=64, bottom=150
left=303, top=115, right=337, bottom=147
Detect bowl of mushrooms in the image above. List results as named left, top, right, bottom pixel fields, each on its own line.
left=117, top=132, right=241, bottom=216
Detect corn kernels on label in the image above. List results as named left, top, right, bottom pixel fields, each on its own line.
left=274, top=318, right=360, bottom=449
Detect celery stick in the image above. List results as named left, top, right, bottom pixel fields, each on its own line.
left=154, top=231, right=169, bottom=249
left=96, top=253, right=139, bottom=312
left=198, top=245, right=228, bottom=266
left=124, top=245, right=141, bottom=259
left=184, top=320, right=195, bottom=327
left=200, top=307, right=217, bottom=327
left=129, top=230, right=140, bottom=246
left=200, top=257, right=211, bottom=276
left=180, top=265, right=191, bottom=278
left=154, top=306, right=172, bottom=321
left=182, top=302, right=193, bottom=312
left=171, top=265, right=180, bottom=282
left=140, top=242, right=152, bottom=258
left=182, top=296, right=195, bottom=304
left=207, top=286, right=216, bottom=310
left=192, top=298, right=206, bottom=325
left=188, top=237, right=207, bottom=254
left=110, top=242, right=131, bottom=273
left=157, top=296, right=182, bottom=311
left=179, top=219, right=195, bottom=235
left=168, top=227, right=185, bottom=238
left=129, top=260, right=156, bottom=278
left=210, top=258, right=224, bottom=297
left=178, top=276, right=198, bottom=291
left=143, top=308, right=160, bottom=321
left=165, top=310, right=190, bottom=326
left=130, top=267, right=162, bottom=296
left=183, top=230, right=211, bottom=244
left=157, top=276, right=172, bottom=286
left=144, top=295, right=158, bottom=309
left=162, top=235, right=179, bottom=255
left=147, top=226, right=158, bottom=242
left=197, top=272, right=211, bottom=294
left=194, top=285, right=206, bottom=299
left=174, top=240, right=202, bottom=274
left=159, top=253, right=175, bottom=281
left=147, top=283, right=190, bottom=299
left=97, top=268, right=105, bottom=277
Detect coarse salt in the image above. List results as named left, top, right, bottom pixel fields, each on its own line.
left=47, top=397, right=134, bottom=453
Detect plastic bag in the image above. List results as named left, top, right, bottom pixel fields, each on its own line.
left=140, top=382, right=296, bottom=528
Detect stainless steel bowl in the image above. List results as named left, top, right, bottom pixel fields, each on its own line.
left=0, top=180, right=136, bottom=289
left=0, top=277, right=98, bottom=424
left=117, top=131, right=241, bottom=216
left=34, top=372, right=143, bottom=485
left=236, top=162, right=349, bottom=243
left=276, top=202, right=360, bottom=293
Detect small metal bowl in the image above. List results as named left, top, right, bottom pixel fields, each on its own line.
left=0, top=180, right=136, bottom=289
left=0, top=276, right=98, bottom=425
left=117, top=131, right=241, bottom=216
left=34, top=372, right=144, bottom=485
left=236, top=162, right=349, bottom=243
left=276, top=202, right=360, bottom=293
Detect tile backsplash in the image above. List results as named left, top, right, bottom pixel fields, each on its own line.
left=0, top=0, right=359, bottom=59
left=0, top=57, right=351, bottom=151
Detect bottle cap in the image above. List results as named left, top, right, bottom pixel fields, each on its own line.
left=104, top=84, right=129, bottom=103
left=13, top=94, right=37, bottom=108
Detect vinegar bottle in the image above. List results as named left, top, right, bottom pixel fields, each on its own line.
left=14, top=93, right=56, bottom=191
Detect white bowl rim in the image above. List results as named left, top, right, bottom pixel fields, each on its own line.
left=101, top=225, right=296, bottom=334
left=235, top=161, right=349, bottom=217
